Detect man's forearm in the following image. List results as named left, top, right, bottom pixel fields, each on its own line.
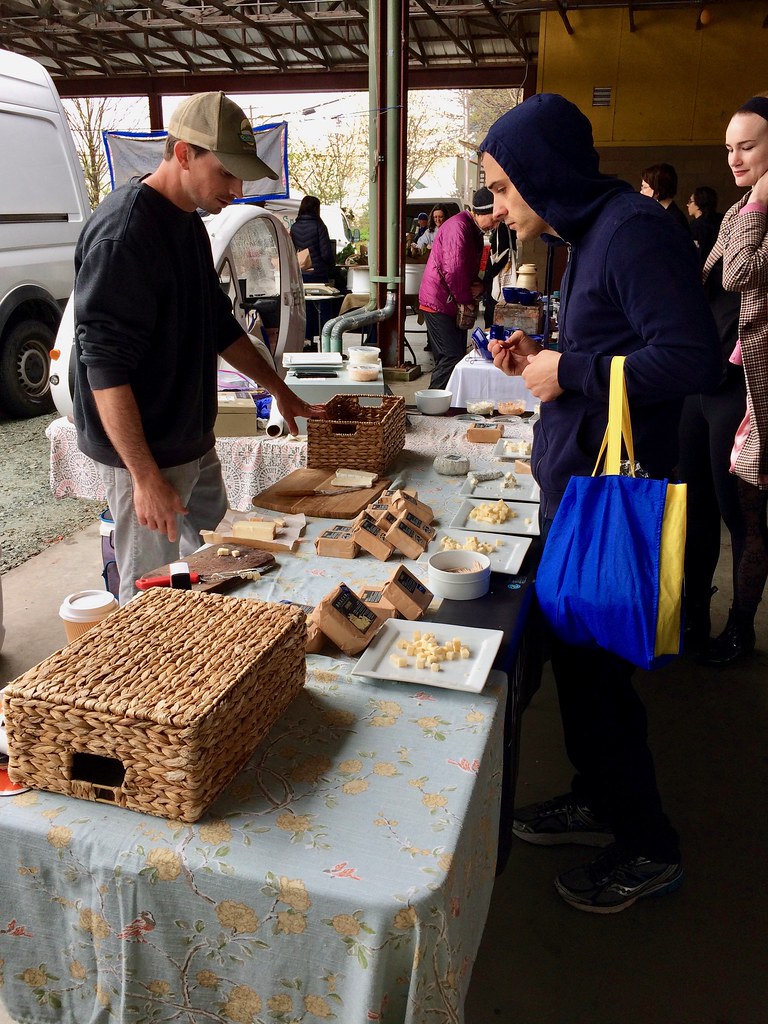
left=221, top=333, right=295, bottom=404
left=92, top=384, right=162, bottom=483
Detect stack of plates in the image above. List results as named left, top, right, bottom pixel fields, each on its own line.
left=282, top=352, right=343, bottom=368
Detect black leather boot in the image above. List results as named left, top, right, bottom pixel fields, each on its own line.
left=700, top=608, right=756, bottom=667
left=683, top=586, right=717, bottom=656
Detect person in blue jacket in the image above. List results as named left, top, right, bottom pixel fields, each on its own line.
left=481, top=94, right=721, bottom=914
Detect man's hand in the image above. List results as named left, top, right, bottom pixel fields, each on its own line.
left=522, top=349, right=564, bottom=401
left=276, top=393, right=327, bottom=436
left=132, top=472, right=189, bottom=543
left=489, top=330, right=541, bottom=376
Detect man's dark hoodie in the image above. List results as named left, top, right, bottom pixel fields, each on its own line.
left=480, top=94, right=721, bottom=518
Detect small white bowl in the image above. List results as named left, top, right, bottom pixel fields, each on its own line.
left=347, top=346, right=381, bottom=364
left=415, top=389, right=452, bottom=415
left=427, top=550, right=491, bottom=600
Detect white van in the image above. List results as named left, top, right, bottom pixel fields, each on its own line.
left=50, top=202, right=306, bottom=418
left=0, top=49, right=91, bottom=417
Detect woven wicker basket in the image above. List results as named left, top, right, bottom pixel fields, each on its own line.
left=4, top=589, right=306, bottom=822
left=307, top=394, right=406, bottom=476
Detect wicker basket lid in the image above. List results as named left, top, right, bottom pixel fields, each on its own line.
left=5, top=589, right=305, bottom=728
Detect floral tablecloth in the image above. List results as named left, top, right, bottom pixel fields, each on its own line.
left=0, top=662, right=506, bottom=1024
left=8, top=415, right=538, bottom=1023
left=46, top=414, right=534, bottom=513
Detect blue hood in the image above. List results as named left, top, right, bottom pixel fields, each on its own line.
left=479, top=93, right=633, bottom=241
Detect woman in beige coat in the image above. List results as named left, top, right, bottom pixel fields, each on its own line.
left=702, top=94, right=768, bottom=665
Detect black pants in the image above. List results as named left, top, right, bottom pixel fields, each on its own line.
left=424, top=311, right=469, bottom=390
left=677, top=366, right=746, bottom=610
left=541, top=517, right=681, bottom=863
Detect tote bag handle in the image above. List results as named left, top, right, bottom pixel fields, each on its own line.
left=592, top=356, right=636, bottom=477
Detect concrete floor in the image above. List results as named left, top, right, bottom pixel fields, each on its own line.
left=2, top=337, right=767, bottom=1023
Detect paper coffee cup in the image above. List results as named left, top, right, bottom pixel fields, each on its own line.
left=59, top=590, right=118, bottom=643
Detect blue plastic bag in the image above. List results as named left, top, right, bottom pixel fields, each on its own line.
left=535, top=357, right=686, bottom=671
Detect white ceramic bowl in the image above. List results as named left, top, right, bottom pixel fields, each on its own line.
left=347, top=346, right=381, bottom=364
left=427, top=550, right=491, bottom=600
left=415, top=389, right=452, bottom=415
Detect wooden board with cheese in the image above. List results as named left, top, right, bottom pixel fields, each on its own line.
left=252, top=468, right=391, bottom=519
left=138, top=547, right=276, bottom=594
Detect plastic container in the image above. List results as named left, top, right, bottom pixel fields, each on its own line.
left=348, top=360, right=382, bottom=382
left=347, top=346, right=381, bottom=364
left=427, top=550, right=491, bottom=600
left=414, top=389, right=452, bottom=415
left=59, top=590, right=119, bottom=644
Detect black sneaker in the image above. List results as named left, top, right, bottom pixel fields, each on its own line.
left=555, top=844, right=683, bottom=914
left=513, top=793, right=614, bottom=847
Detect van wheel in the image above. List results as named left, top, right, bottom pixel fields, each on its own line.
left=0, top=320, right=56, bottom=418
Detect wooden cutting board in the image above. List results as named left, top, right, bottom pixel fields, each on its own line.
left=252, top=468, right=391, bottom=519
left=138, top=547, right=276, bottom=594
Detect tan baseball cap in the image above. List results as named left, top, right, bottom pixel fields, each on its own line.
left=168, top=91, right=279, bottom=182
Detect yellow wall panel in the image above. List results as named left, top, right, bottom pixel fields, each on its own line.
left=538, top=4, right=768, bottom=146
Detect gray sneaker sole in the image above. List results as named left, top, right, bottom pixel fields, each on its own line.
left=554, top=866, right=684, bottom=914
left=513, top=826, right=614, bottom=847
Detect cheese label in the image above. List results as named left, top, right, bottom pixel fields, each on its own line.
left=331, top=584, right=378, bottom=634
left=396, top=567, right=429, bottom=596
left=402, top=510, right=435, bottom=537
left=360, top=519, right=387, bottom=540
left=321, top=526, right=354, bottom=540
left=361, top=588, right=384, bottom=604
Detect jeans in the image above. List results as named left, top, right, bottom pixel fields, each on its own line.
left=97, top=448, right=228, bottom=606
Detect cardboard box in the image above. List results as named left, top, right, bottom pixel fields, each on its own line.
left=354, top=517, right=395, bottom=561
left=381, top=565, right=433, bottom=621
left=388, top=489, right=434, bottom=525
left=359, top=589, right=399, bottom=620
left=385, top=515, right=429, bottom=559
left=215, top=393, right=259, bottom=437
left=315, top=525, right=359, bottom=559
left=311, top=583, right=385, bottom=655
left=466, top=424, right=504, bottom=444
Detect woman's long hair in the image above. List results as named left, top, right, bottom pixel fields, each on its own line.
left=298, top=195, right=322, bottom=218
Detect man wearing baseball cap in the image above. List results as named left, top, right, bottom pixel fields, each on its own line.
left=72, top=91, right=325, bottom=605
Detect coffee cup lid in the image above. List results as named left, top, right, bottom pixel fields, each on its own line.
left=59, top=590, right=118, bottom=622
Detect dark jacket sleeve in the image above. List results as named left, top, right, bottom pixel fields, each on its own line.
left=558, top=215, right=722, bottom=405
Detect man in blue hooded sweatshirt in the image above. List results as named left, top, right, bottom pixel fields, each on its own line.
left=481, top=94, right=721, bottom=913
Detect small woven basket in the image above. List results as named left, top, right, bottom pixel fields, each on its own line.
left=307, top=393, right=406, bottom=476
left=4, top=589, right=306, bottom=822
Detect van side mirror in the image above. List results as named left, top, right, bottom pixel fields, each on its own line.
left=352, top=228, right=361, bottom=242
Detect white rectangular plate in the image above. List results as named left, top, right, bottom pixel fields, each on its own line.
left=282, top=352, right=343, bottom=367
left=492, top=437, right=533, bottom=460
left=417, top=530, right=532, bottom=575
left=460, top=474, right=540, bottom=503
left=449, top=498, right=540, bottom=536
left=351, top=619, right=504, bottom=693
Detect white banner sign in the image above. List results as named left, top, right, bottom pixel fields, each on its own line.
left=102, top=122, right=289, bottom=200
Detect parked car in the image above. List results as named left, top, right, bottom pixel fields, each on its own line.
left=0, top=48, right=91, bottom=418
left=49, top=203, right=306, bottom=418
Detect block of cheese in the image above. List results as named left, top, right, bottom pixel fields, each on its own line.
left=359, top=588, right=400, bottom=620
left=396, top=508, right=436, bottom=543
left=388, top=489, right=434, bottom=525
left=333, top=468, right=378, bottom=487
left=381, top=565, right=433, bottom=621
left=466, top=424, right=504, bottom=444
left=232, top=518, right=277, bottom=541
left=354, top=517, right=395, bottom=561
left=514, top=459, right=532, bottom=475
left=384, top=515, right=429, bottom=559
left=365, top=500, right=392, bottom=521
left=311, top=583, right=385, bottom=655
left=315, top=525, right=359, bottom=558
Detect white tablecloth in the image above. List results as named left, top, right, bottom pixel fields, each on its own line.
left=47, top=415, right=535, bottom=513
left=447, top=355, right=538, bottom=412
